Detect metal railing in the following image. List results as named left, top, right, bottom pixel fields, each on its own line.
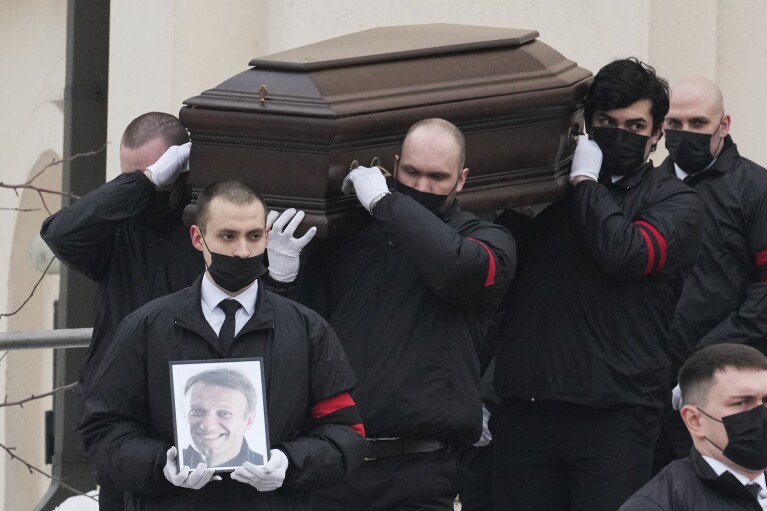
left=0, top=328, right=92, bottom=350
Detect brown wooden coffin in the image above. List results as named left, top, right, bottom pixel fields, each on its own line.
left=180, top=23, right=592, bottom=236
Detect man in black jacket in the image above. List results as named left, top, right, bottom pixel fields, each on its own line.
left=78, top=180, right=367, bottom=511
left=493, top=58, right=704, bottom=511
left=304, top=118, right=516, bottom=510
left=41, top=112, right=203, bottom=510
left=41, top=112, right=315, bottom=510
left=653, top=76, right=767, bottom=472
left=620, top=343, right=767, bottom=511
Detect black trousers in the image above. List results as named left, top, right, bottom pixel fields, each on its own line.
left=311, top=447, right=458, bottom=511
left=457, top=444, right=495, bottom=511
left=493, top=399, right=659, bottom=511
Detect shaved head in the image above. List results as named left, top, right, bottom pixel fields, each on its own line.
left=664, top=75, right=731, bottom=159
left=671, top=76, right=725, bottom=119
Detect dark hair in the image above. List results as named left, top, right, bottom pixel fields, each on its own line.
left=583, top=58, right=670, bottom=134
left=185, top=368, right=257, bottom=413
left=679, top=344, right=767, bottom=407
left=401, top=118, right=466, bottom=170
left=121, top=112, right=189, bottom=149
left=195, top=181, right=266, bottom=234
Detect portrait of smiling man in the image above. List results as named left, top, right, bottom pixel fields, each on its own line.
left=182, top=368, right=264, bottom=469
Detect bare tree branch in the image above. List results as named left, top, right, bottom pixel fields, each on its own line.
left=0, top=183, right=77, bottom=200
left=1, top=382, right=78, bottom=408
left=26, top=142, right=109, bottom=185
left=0, top=257, right=55, bottom=319
left=0, top=207, right=40, bottom=212
left=0, top=443, right=98, bottom=502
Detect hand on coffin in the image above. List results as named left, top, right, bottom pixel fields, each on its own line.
left=570, top=135, right=602, bottom=185
left=266, top=208, right=317, bottom=282
left=341, top=165, right=390, bottom=213
left=145, top=142, right=191, bottom=188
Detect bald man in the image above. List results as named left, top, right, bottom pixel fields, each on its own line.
left=298, top=118, right=516, bottom=510
left=653, top=76, right=767, bottom=473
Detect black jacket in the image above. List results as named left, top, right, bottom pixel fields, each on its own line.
left=78, top=276, right=367, bottom=511
left=40, top=171, right=204, bottom=381
left=619, top=448, right=763, bottom=510
left=495, top=163, right=703, bottom=410
left=298, top=192, right=516, bottom=444
left=662, top=137, right=767, bottom=378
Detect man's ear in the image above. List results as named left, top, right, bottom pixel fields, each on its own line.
left=455, top=167, right=469, bottom=193
left=649, top=127, right=663, bottom=154
left=681, top=405, right=705, bottom=438
left=244, top=412, right=255, bottom=429
left=720, top=114, right=732, bottom=138
left=190, top=225, right=204, bottom=252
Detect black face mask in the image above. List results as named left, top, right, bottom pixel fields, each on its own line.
left=665, top=127, right=721, bottom=174
left=592, top=127, right=650, bottom=176
left=394, top=181, right=451, bottom=215
left=698, top=405, right=767, bottom=471
left=202, top=236, right=266, bottom=293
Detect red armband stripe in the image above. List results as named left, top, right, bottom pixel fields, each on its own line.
left=756, top=249, right=767, bottom=282
left=351, top=422, right=365, bottom=437
left=634, top=220, right=667, bottom=275
left=468, top=238, right=496, bottom=286
left=634, top=224, right=656, bottom=275
left=311, top=392, right=355, bottom=419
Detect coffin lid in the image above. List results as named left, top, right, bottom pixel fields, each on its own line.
left=182, top=24, right=584, bottom=119
left=248, top=24, right=539, bottom=70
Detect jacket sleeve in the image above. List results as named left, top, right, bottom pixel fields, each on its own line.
left=40, top=171, right=155, bottom=281
left=371, top=192, right=516, bottom=308
left=617, top=494, right=666, bottom=511
left=276, top=319, right=367, bottom=490
left=77, top=313, right=173, bottom=495
left=697, top=190, right=767, bottom=349
left=571, top=179, right=703, bottom=279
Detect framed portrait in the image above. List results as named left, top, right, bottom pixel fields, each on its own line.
left=169, top=358, right=270, bottom=472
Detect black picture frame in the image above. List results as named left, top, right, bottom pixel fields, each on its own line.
left=169, top=358, right=270, bottom=472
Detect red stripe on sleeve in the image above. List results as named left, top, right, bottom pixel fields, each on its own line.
left=634, top=220, right=668, bottom=274
left=468, top=238, right=496, bottom=286
left=634, top=224, right=655, bottom=276
left=352, top=422, right=365, bottom=437
left=756, top=249, right=767, bottom=268
left=311, top=392, right=355, bottom=419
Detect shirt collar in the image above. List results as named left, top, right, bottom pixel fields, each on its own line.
left=200, top=273, right=258, bottom=316
left=702, top=454, right=767, bottom=490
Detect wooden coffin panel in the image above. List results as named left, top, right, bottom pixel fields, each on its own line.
left=180, top=24, right=592, bottom=236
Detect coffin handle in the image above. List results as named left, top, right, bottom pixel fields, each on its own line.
left=348, top=158, right=392, bottom=178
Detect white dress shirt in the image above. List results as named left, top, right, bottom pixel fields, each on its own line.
left=200, top=274, right=258, bottom=337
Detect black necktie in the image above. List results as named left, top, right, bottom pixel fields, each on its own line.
left=218, top=299, right=241, bottom=352
left=746, top=482, right=762, bottom=500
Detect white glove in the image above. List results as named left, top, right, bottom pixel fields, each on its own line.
left=230, top=448, right=288, bottom=492
left=146, top=142, right=192, bottom=188
left=341, top=165, right=390, bottom=213
left=266, top=208, right=317, bottom=282
left=570, top=135, right=602, bottom=184
left=162, top=446, right=221, bottom=489
left=474, top=404, right=493, bottom=447
left=671, top=383, right=683, bottom=410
